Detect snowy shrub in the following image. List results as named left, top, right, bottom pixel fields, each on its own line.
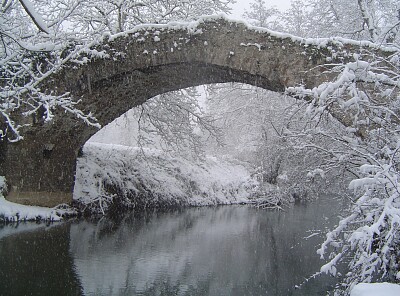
left=73, top=143, right=255, bottom=215
left=0, top=176, right=7, bottom=196
left=287, top=49, right=400, bottom=293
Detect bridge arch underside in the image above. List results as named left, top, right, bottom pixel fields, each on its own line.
left=2, top=61, right=287, bottom=204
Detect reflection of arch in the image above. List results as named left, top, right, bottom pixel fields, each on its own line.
left=1, top=16, right=362, bottom=203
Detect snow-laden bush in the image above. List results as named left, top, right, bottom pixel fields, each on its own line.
left=73, top=142, right=256, bottom=214
left=0, top=176, right=7, bottom=196
left=287, top=49, right=400, bottom=293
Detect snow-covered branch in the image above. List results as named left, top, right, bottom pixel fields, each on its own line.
left=286, top=44, right=400, bottom=292
left=18, top=0, right=49, bottom=34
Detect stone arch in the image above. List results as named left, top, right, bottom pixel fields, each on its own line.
left=1, top=16, right=363, bottom=204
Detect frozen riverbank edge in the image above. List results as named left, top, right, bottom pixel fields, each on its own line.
left=350, top=283, right=400, bottom=296
left=0, top=196, right=76, bottom=222
left=0, top=176, right=76, bottom=222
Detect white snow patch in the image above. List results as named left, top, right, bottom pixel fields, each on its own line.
left=240, top=42, right=262, bottom=51
left=0, top=196, right=74, bottom=222
left=350, top=283, right=400, bottom=296
left=0, top=176, right=6, bottom=193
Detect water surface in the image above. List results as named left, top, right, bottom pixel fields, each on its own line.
left=0, top=197, right=346, bottom=295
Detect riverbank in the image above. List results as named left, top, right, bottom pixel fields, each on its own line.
left=0, top=177, right=75, bottom=222
left=73, top=142, right=256, bottom=214
left=0, top=196, right=76, bottom=222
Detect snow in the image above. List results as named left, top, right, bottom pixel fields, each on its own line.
left=0, top=195, right=75, bottom=222
left=0, top=176, right=6, bottom=193
left=104, top=14, right=397, bottom=53
left=0, top=175, right=75, bottom=222
left=240, top=42, right=262, bottom=51
left=350, top=283, right=400, bottom=296
left=19, top=0, right=50, bottom=34
left=73, top=142, right=255, bottom=213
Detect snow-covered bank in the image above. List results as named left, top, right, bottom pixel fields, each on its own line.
left=0, top=176, right=76, bottom=222
left=0, top=196, right=75, bottom=222
left=350, top=283, right=400, bottom=296
left=73, top=142, right=256, bottom=214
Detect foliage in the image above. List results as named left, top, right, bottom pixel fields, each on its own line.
left=1, top=0, right=99, bottom=141
left=278, top=0, right=400, bottom=43
left=68, top=0, right=234, bottom=36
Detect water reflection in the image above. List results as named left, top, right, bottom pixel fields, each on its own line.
left=0, top=198, right=346, bottom=296
left=0, top=223, right=83, bottom=296
left=69, top=200, right=343, bottom=296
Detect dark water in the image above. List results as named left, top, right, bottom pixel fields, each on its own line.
left=0, top=197, right=347, bottom=296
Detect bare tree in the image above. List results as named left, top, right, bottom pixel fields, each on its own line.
left=242, top=0, right=279, bottom=29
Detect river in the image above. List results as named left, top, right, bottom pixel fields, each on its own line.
left=0, top=195, right=348, bottom=296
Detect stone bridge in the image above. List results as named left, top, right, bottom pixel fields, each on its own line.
left=0, top=16, right=375, bottom=205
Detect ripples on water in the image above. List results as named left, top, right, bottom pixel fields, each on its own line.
left=0, top=197, right=347, bottom=296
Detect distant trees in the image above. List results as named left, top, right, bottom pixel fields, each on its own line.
left=280, top=0, right=400, bottom=43
left=205, top=83, right=331, bottom=210
left=243, top=0, right=400, bottom=43
left=64, top=0, right=234, bottom=37
left=242, top=0, right=279, bottom=28
left=106, top=88, right=220, bottom=160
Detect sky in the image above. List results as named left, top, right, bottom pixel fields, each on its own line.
left=231, top=0, right=292, bottom=19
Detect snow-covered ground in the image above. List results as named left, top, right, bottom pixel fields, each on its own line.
left=0, top=196, right=75, bottom=222
left=73, top=142, right=256, bottom=213
left=0, top=176, right=75, bottom=222
left=350, top=283, right=400, bottom=296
